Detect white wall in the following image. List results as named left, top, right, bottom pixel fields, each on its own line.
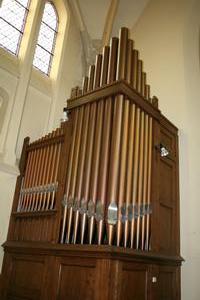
left=131, top=0, right=200, bottom=299
left=0, top=0, right=83, bottom=271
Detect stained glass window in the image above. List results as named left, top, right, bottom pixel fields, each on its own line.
left=33, top=2, right=58, bottom=75
left=0, top=0, right=30, bottom=55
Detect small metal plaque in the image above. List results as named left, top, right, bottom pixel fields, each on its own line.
left=107, top=202, right=118, bottom=225
left=87, top=200, right=95, bottom=218
left=95, top=201, right=104, bottom=221
left=80, top=198, right=87, bottom=214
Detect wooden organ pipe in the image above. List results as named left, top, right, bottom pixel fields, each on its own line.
left=107, top=27, right=128, bottom=245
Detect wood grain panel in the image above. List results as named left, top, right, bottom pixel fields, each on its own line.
left=119, top=263, right=149, bottom=300
left=6, top=255, right=46, bottom=300
left=57, top=258, right=96, bottom=300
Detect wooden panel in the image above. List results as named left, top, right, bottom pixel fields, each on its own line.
left=158, top=266, right=179, bottom=300
left=158, top=125, right=177, bottom=255
left=159, top=205, right=173, bottom=252
left=57, top=258, right=96, bottom=300
left=160, top=159, right=174, bottom=207
left=6, top=255, right=46, bottom=300
left=119, top=263, right=149, bottom=300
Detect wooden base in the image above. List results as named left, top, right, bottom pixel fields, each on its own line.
left=1, top=242, right=182, bottom=300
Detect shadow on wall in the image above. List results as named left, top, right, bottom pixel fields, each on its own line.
left=0, top=87, right=8, bottom=137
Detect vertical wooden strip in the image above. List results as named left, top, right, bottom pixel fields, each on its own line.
left=60, top=110, right=78, bottom=243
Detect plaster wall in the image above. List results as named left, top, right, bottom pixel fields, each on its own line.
left=131, top=0, right=200, bottom=298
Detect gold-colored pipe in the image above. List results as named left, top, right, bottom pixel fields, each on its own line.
left=96, top=38, right=117, bottom=245
left=145, top=117, right=152, bottom=250
left=130, top=107, right=141, bottom=248
left=88, top=65, right=95, bottom=91
left=123, top=103, right=136, bottom=247
left=88, top=100, right=104, bottom=244
left=26, top=140, right=42, bottom=211
left=100, top=46, right=110, bottom=86
left=141, top=113, right=149, bottom=250
left=50, top=132, right=62, bottom=210
left=97, top=98, right=112, bottom=245
left=72, top=105, right=90, bottom=244
left=132, top=50, right=139, bottom=90
left=136, top=111, right=145, bottom=249
left=116, top=39, right=133, bottom=247
left=108, top=38, right=119, bottom=83
left=107, top=27, right=128, bottom=246
left=83, top=54, right=103, bottom=244
left=19, top=150, right=33, bottom=211
left=80, top=103, right=97, bottom=244
left=66, top=107, right=84, bottom=243
left=136, top=60, right=143, bottom=95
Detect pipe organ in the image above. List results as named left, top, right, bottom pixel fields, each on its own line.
left=1, top=28, right=183, bottom=300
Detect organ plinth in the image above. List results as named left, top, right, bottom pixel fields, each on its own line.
left=1, top=28, right=183, bottom=300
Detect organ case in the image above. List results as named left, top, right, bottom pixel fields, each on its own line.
left=1, top=27, right=183, bottom=300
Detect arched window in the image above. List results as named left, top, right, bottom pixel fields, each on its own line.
left=0, top=0, right=30, bottom=55
left=33, top=2, right=58, bottom=75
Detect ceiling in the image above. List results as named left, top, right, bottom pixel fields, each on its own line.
left=77, top=0, right=150, bottom=40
